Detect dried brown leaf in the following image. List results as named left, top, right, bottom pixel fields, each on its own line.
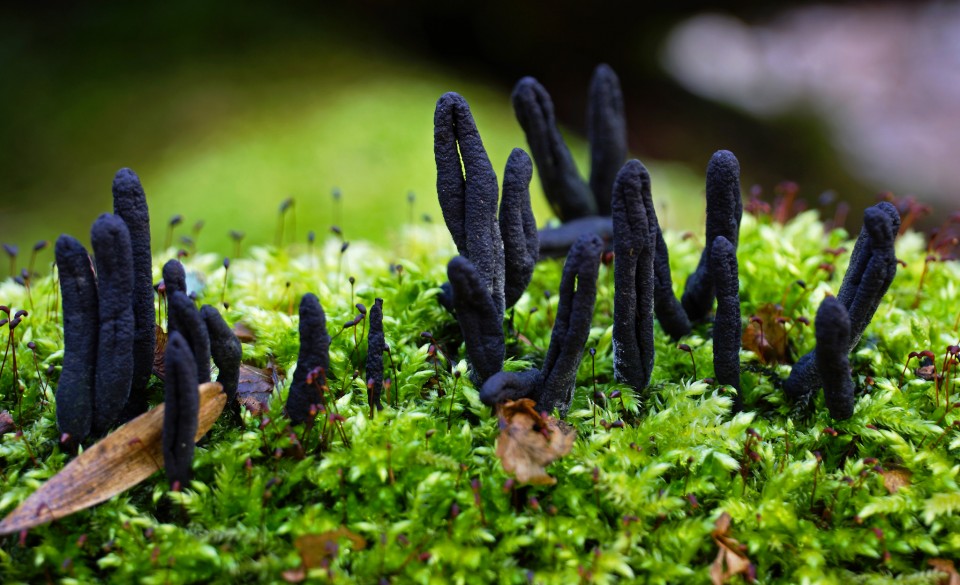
left=295, top=527, right=367, bottom=569
left=743, top=303, right=791, bottom=365
left=710, top=512, right=753, bottom=585
left=152, top=324, right=168, bottom=380
left=0, top=382, right=226, bottom=535
left=495, top=398, right=576, bottom=486
left=929, top=559, right=960, bottom=585
left=237, top=363, right=277, bottom=415
left=881, top=466, right=912, bottom=494
left=0, top=410, right=13, bottom=435
left=233, top=322, right=256, bottom=343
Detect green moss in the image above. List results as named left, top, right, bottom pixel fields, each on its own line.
left=1, top=209, right=959, bottom=584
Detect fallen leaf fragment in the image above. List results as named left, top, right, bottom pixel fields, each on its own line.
left=237, top=363, right=278, bottom=415
left=233, top=322, right=256, bottom=343
left=743, top=303, right=791, bottom=365
left=296, top=528, right=367, bottom=568
left=0, top=382, right=225, bottom=535
left=930, top=559, right=960, bottom=585
left=710, top=512, right=753, bottom=585
left=495, top=398, right=575, bottom=486
left=0, top=410, right=13, bottom=435
left=152, top=324, right=168, bottom=380
left=881, top=466, right=912, bottom=494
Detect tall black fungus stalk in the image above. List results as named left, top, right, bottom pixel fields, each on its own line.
left=167, top=292, right=211, bottom=384
left=162, top=331, right=199, bottom=487
left=511, top=64, right=627, bottom=256
left=90, top=214, right=135, bottom=435
left=286, top=293, right=331, bottom=425
left=112, top=168, right=155, bottom=418
left=784, top=202, right=899, bottom=413
left=365, top=298, right=385, bottom=413
left=201, top=305, right=241, bottom=411
left=499, top=149, right=539, bottom=309
left=711, top=236, right=742, bottom=409
left=54, top=236, right=98, bottom=446
left=480, top=233, right=603, bottom=415
left=162, top=259, right=187, bottom=297
left=448, top=256, right=505, bottom=386
left=681, top=151, right=743, bottom=323
left=814, top=297, right=855, bottom=420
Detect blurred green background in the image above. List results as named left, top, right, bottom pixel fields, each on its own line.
left=1, top=1, right=951, bottom=262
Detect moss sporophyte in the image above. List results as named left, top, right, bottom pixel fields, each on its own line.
left=1, top=64, right=960, bottom=583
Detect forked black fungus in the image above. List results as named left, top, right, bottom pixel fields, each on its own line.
left=784, top=203, right=899, bottom=412
left=162, top=331, right=199, bottom=487
left=537, top=233, right=603, bottom=413
left=612, top=161, right=656, bottom=391
left=54, top=235, right=98, bottom=446
left=480, top=233, right=603, bottom=415
left=448, top=256, right=505, bottom=386
left=587, top=64, right=628, bottom=217
left=286, top=293, right=331, bottom=425
left=538, top=216, right=614, bottom=259
left=90, top=214, right=135, bottom=436
left=167, top=291, right=211, bottom=384
left=201, top=304, right=241, bottom=408
left=113, top=168, right=155, bottom=419
left=162, top=259, right=187, bottom=297
left=711, top=236, right=742, bottom=409
left=500, top=148, right=539, bottom=308
left=814, top=296, right=855, bottom=420
left=434, top=92, right=505, bottom=317
left=681, top=150, right=743, bottom=322
left=365, top=298, right=385, bottom=412
left=512, top=76, right=595, bottom=221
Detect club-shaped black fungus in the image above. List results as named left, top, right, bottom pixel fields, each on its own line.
left=90, top=214, right=135, bottom=435
left=479, top=369, right=542, bottom=405
left=434, top=92, right=505, bottom=317
left=587, top=64, right=628, bottom=216
left=612, top=161, right=656, bottom=391
left=711, top=236, right=742, bottom=409
left=200, top=304, right=241, bottom=407
left=681, top=150, right=743, bottom=322
left=162, top=259, right=187, bottom=297
left=286, top=293, right=331, bottom=425
left=448, top=256, right=505, bottom=386
left=538, top=233, right=603, bottom=414
left=538, top=216, right=614, bottom=259
left=499, top=148, right=539, bottom=308
left=365, top=298, right=385, bottom=412
left=784, top=203, right=899, bottom=411
left=512, top=76, right=596, bottom=221
left=113, top=168, right=156, bottom=419
left=814, top=296, right=855, bottom=420
left=54, top=235, right=98, bottom=446
left=162, top=331, right=199, bottom=487
left=167, top=291, right=211, bottom=384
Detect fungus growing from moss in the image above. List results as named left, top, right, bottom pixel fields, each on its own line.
left=162, top=331, right=199, bottom=487
left=90, top=213, right=135, bottom=435
left=201, top=304, right=241, bottom=411
left=365, top=298, right=385, bottom=413
left=499, top=149, right=539, bottom=309
left=167, top=291, right=211, bottom=384
left=814, top=296, right=855, bottom=420
left=54, top=235, right=98, bottom=446
left=286, top=293, right=331, bottom=425
left=447, top=256, right=505, bottom=386
left=711, top=235, right=742, bottom=409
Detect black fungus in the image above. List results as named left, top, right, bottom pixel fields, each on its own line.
left=814, top=297, right=855, bottom=420
left=711, top=236, right=742, bottom=409
left=113, top=168, right=156, bottom=419
left=681, top=150, right=743, bottom=322
left=90, top=213, right=135, bottom=436
left=611, top=161, right=656, bottom=391
left=286, top=293, right=331, bottom=425
left=477, top=369, right=542, bottom=404
left=538, top=216, right=614, bottom=259
left=201, top=304, right=241, bottom=408
left=587, top=64, right=628, bottom=217
left=512, top=76, right=595, bottom=221
left=434, top=92, right=505, bottom=317
left=537, top=233, right=604, bottom=413
left=448, top=256, right=505, bottom=386
left=162, top=331, right=199, bottom=487
left=500, top=148, right=539, bottom=309
left=162, top=259, right=187, bottom=297
left=365, top=298, right=385, bottom=412
left=784, top=202, right=899, bottom=411
left=167, top=291, right=211, bottom=384
left=54, top=235, right=98, bottom=446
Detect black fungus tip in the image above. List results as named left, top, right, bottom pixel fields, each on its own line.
left=162, top=330, right=199, bottom=487
left=286, top=293, right=331, bottom=425
left=201, top=304, right=242, bottom=410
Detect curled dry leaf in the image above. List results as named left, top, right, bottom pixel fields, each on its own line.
left=929, top=559, right=960, bottom=585
left=743, top=303, right=791, bottom=365
left=0, top=410, right=14, bottom=435
left=0, top=382, right=225, bottom=535
left=237, top=363, right=278, bottom=415
left=495, top=398, right=575, bottom=486
left=233, top=321, right=256, bottom=343
left=152, top=324, right=168, bottom=380
left=710, top=512, right=753, bottom=585
left=283, top=527, right=368, bottom=582
left=881, top=466, right=912, bottom=494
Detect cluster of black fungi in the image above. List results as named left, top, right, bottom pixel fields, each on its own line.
left=54, top=65, right=899, bottom=485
